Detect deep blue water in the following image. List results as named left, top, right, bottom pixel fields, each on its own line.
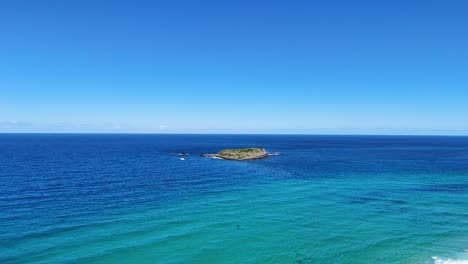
left=1, top=134, right=468, bottom=263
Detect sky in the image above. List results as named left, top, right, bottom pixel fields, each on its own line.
left=1, top=0, right=467, bottom=134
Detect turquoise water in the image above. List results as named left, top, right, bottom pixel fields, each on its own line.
left=1, top=134, right=468, bottom=263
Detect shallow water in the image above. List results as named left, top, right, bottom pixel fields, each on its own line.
left=1, top=134, right=467, bottom=263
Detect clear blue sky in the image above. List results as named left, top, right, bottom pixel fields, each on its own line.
left=1, top=0, right=467, bottom=134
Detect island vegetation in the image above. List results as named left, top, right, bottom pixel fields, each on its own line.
left=202, top=148, right=270, bottom=160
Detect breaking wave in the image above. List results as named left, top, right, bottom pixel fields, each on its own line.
left=433, top=257, right=468, bottom=264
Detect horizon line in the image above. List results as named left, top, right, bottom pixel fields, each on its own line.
left=1, top=132, right=468, bottom=137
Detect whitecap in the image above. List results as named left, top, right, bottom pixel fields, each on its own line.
left=433, top=256, right=468, bottom=264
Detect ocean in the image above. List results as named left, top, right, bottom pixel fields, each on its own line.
left=1, top=134, right=467, bottom=264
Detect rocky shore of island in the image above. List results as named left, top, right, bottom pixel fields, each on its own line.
left=202, top=148, right=271, bottom=161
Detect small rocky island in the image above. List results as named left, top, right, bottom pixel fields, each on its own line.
left=202, top=148, right=270, bottom=161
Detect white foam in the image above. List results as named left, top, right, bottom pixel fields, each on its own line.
left=433, top=257, right=468, bottom=264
